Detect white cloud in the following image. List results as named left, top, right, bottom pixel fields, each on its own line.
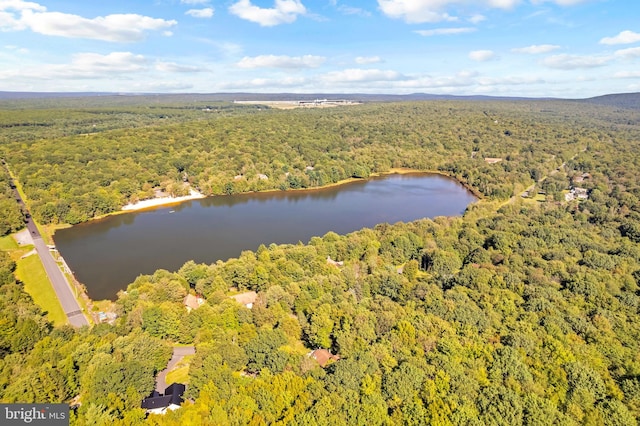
left=181, top=0, right=209, bottom=4
left=615, top=47, right=640, bottom=58
left=71, top=52, right=147, bottom=72
left=321, top=68, right=405, bottom=83
left=415, top=27, right=475, bottom=36
left=0, top=0, right=46, bottom=12
left=229, top=0, right=306, bottom=26
left=155, top=61, right=204, bottom=73
left=469, top=50, right=496, bottom=61
left=237, top=54, right=325, bottom=68
left=542, top=54, right=610, bottom=69
left=476, top=75, right=545, bottom=86
left=355, top=56, right=382, bottom=64
left=0, top=2, right=176, bottom=42
left=377, top=0, right=454, bottom=23
left=468, top=14, right=485, bottom=24
left=337, top=5, right=371, bottom=16
left=614, top=71, right=640, bottom=79
left=538, top=0, right=595, bottom=5
left=600, top=30, right=640, bottom=45
left=511, top=44, right=560, bottom=54
left=377, top=0, right=518, bottom=24
left=3, top=44, right=28, bottom=53
left=0, top=51, right=149, bottom=81
left=220, top=76, right=308, bottom=90
left=186, top=8, right=214, bottom=18
left=394, top=71, right=478, bottom=89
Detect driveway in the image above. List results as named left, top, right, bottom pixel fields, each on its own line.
left=155, top=346, right=196, bottom=393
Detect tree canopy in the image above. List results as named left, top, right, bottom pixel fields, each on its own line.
left=1, top=96, right=640, bottom=424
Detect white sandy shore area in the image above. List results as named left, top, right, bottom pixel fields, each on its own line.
left=121, top=189, right=206, bottom=211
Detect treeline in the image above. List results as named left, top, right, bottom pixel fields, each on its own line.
left=2, top=100, right=615, bottom=225
left=0, top=166, right=24, bottom=236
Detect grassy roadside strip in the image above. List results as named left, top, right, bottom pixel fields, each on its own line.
left=2, top=235, right=69, bottom=326
left=62, top=270, right=93, bottom=325
left=15, top=250, right=68, bottom=326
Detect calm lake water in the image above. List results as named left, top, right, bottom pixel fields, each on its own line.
left=54, top=173, right=477, bottom=300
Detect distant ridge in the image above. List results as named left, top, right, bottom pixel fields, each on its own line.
left=2, top=91, right=638, bottom=106
left=577, top=92, right=640, bottom=110
left=0, top=91, right=553, bottom=102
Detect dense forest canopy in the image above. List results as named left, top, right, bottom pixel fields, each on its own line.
left=3, top=98, right=633, bottom=225
left=1, top=96, right=640, bottom=425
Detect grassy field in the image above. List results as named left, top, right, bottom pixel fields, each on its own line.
left=16, top=253, right=67, bottom=326
left=0, top=235, right=18, bottom=250
left=165, top=355, right=194, bottom=385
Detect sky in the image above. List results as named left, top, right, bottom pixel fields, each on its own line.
left=0, top=0, right=639, bottom=98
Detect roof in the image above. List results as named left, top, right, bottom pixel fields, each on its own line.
left=230, top=291, right=257, bottom=306
left=309, top=349, right=340, bottom=367
left=141, top=383, right=185, bottom=410
left=141, top=394, right=180, bottom=410
left=165, top=383, right=186, bottom=396
left=184, top=294, right=204, bottom=310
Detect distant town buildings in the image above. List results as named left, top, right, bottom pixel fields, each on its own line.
left=484, top=157, right=503, bottom=164
left=297, top=99, right=360, bottom=107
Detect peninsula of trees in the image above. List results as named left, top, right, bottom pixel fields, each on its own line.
left=1, top=95, right=640, bottom=424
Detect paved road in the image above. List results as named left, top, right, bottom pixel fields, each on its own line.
left=29, top=225, right=89, bottom=327
left=5, top=164, right=89, bottom=327
left=155, top=346, right=195, bottom=393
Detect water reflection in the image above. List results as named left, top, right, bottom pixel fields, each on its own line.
left=55, top=173, right=476, bottom=300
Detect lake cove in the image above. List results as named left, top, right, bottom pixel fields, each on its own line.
left=54, top=173, right=477, bottom=301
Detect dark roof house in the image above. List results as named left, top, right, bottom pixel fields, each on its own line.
left=141, top=383, right=186, bottom=415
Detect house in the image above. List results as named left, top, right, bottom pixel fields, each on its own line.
left=308, top=349, right=340, bottom=367
left=573, top=172, right=591, bottom=183
left=574, top=187, right=589, bottom=199
left=141, top=383, right=186, bottom=415
left=230, top=291, right=258, bottom=309
left=484, top=157, right=503, bottom=164
left=183, top=294, right=205, bottom=312
left=565, top=187, right=589, bottom=202
left=257, top=173, right=269, bottom=180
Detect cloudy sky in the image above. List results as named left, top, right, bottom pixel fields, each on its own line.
left=0, top=0, right=638, bottom=97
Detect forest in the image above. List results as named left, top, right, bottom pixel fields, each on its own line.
left=1, top=95, right=640, bottom=425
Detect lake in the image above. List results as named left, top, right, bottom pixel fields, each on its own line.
left=54, top=173, right=477, bottom=300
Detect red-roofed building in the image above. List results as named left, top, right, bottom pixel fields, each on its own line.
left=308, top=349, right=340, bottom=367
left=230, top=291, right=258, bottom=309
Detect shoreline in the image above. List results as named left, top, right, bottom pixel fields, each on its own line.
left=60, top=168, right=480, bottom=227
left=121, top=188, right=206, bottom=212
left=52, top=168, right=479, bottom=305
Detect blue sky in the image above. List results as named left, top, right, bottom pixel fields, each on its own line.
left=0, top=0, right=639, bottom=97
